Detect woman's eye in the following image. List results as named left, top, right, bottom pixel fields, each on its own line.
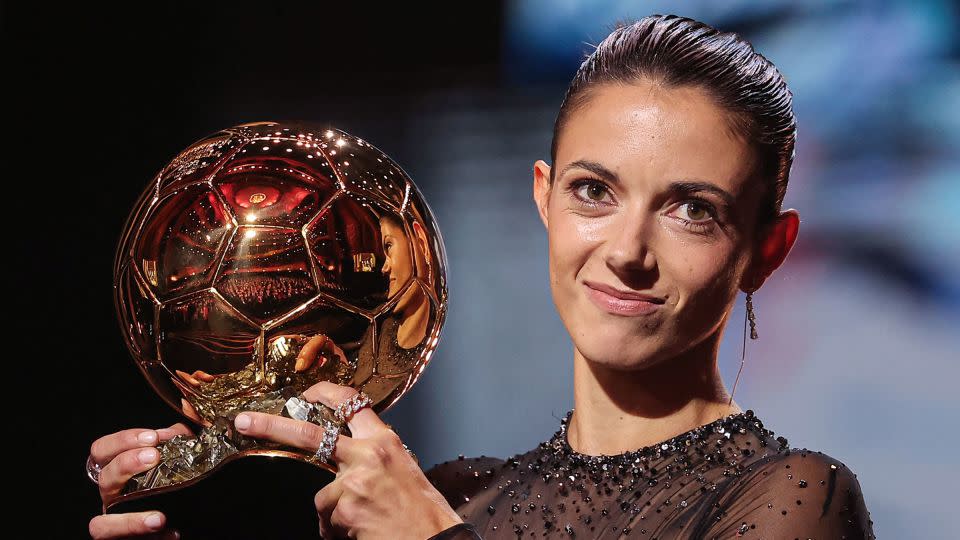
left=569, top=179, right=612, bottom=205
left=679, top=201, right=713, bottom=221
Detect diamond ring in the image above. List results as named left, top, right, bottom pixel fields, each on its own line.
left=311, top=419, right=342, bottom=464
left=86, top=454, right=102, bottom=485
left=334, top=391, right=373, bottom=424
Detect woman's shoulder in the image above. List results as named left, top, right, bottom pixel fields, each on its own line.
left=424, top=454, right=508, bottom=509
left=754, top=445, right=863, bottom=473
left=705, top=445, right=875, bottom=538
left=741, top=445, right=868, bottom=496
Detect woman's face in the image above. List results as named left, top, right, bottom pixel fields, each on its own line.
left=533, top=79, right=768, bottom=371
left=380, top=218, right=412, bottom=301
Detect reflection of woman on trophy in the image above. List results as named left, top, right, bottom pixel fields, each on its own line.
left=292, top=211, right=433, bottom=402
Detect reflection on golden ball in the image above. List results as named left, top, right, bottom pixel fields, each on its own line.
left=114, top=121, right=447, bottom=425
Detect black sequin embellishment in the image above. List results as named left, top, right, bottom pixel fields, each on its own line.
left=426, top=409, right=875, bottom=539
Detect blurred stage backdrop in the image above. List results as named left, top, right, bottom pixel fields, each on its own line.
left=15, top=1, right=956, bottom=537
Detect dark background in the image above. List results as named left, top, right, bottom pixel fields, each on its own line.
left=10, top=2, right=957, bottom=537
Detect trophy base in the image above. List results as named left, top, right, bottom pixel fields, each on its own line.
left=107, top=455, right=335, bottom=539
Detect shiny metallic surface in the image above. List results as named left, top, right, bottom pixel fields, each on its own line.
left=111, top=121, right=447, bottom=506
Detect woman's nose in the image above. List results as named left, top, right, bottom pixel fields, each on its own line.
left=603, top=212, right=657, bottom=275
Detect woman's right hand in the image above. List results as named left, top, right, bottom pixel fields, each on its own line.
left=87, top=423, right=194, bottom=539
left=290, top=333, right=349, bottom=372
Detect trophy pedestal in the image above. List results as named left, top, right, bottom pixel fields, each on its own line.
left=107, top=455, right=334, bottom=539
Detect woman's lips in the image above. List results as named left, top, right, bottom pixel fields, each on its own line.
left=583, top=281, right=663, bottom=316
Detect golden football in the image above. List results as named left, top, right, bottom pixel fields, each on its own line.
left=114, top=121, right=448, bottom=427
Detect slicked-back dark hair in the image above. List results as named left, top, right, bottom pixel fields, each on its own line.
left=550, top=14, right=796, bottom=228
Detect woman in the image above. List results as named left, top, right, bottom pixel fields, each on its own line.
left=88, top=14, right=875, bottom=539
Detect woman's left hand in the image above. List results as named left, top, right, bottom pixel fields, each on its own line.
left=232, top=381, right=464, bottom=540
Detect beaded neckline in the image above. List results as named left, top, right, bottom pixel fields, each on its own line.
left=548, top=408, right=780, bottom=467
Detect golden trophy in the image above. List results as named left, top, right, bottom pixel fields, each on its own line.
left=107, top=121, right=447, bottom=537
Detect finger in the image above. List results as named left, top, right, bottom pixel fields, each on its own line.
left=314, top=478, right=344, bottom=538
left=191, top=370, right=216, bottom=383
left=294, top=354, right=314, bottom=373
left=90, top=429, right=162, bottom=468
left=98, top=447, right=161, bottom=501
left=233, top=411, right=358, bottom=462
left=296, top=334, right=328, bottom=372
left=301, top=381, right=384, bottom=438
left=174, top=369, right=202, bottom=387
left=314, top=476, right=344, bottom=515
left=156, top=422, right=194, bottom=441
left=88, top=511, right=179, bottom=539
left=98, top=423, right=195, bottom=503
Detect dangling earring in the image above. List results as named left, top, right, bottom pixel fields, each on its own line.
left=728, top=291, right=758, bottom=406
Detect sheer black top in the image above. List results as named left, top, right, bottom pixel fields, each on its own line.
left=425, top=409, right=874, bottom=539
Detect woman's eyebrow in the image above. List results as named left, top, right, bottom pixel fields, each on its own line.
left=668, top=181, right=735, bottom=207
left=561, top=159, right=620, bottom=184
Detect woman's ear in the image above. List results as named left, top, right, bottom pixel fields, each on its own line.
left=742, top=209, right=801, bottom=292
left=532, top=159, right=552, bottom=229
left=411, top=220, right=430, bottom=263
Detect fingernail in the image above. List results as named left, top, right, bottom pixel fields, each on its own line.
left=144, top=512, right=163, bottom=529
left=138, top=431, right=158, bottom=444
left=173, top=531, right=181, bottom=539
left=235, top=414, right=251, bottom=430
left=139, top=448, right=158, bottom=464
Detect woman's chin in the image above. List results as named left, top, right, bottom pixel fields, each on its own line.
left=576, top=340, right=666, bottom=372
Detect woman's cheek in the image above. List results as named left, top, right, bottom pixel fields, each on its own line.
left=667, top=248, right=732, bottom=318
left=550, top=218, right=586, bottom=286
